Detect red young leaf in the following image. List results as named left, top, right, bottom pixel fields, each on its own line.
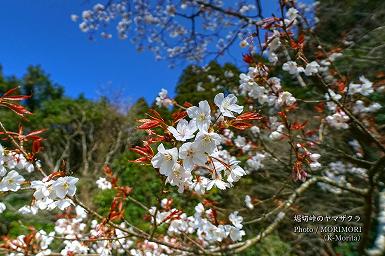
left=290, top=38, right=298, bottom=49
left=25, top=129, right=47, bottom=138
left=337, top=81, right=346, bottom=92
left=242, top=53, right=254, bottom=64
left=172, top=110, right=187, bottom=122
left=129, top=144, right=154, bottom=163
left=0, top=102, right=32, bottom=117
left=183, top=101, right=193, bottom=108
left=137, top=119, right=162, bottom=130
left=2, top=87, right=20, bottom=97
left=32, top=139, right=43, bottom=154
left=1, top=95, right=31, bottom=101
left=235, top=111, right=262, bottom=121
left=147, top=109, right=163, bottom=120
left=291, top=121, right=308, bottom=130
left=229, top=120, right=253, bottom=130
left=44, top=171, right=66, bottom=182
left=314, top=102, right=324, bottom=113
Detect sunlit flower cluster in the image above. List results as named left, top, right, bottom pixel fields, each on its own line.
left=152, top=93, right=248, bottom=193
left=150, top=201, right=246, bottom=244
left=0, top=144, right=34, bottom=192
left=26, top=176, right=79, bottom=213
left=239, top=67, right=296, bottom=108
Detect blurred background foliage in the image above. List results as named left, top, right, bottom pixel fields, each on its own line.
left=0, top=0, right=385, bottom=255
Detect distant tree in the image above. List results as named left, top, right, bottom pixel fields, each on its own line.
left=175, top=61, right=241, bottom=105
left=0, top=66, right=19, bottom=93
left=29, top=97, right=129, bottom=177
left=22, top=65, right=64, bottom=111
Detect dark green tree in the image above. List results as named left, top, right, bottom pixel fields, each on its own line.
left=175, top=61, right=241, bottom=105
left=22, top=65, right=64, bottom=111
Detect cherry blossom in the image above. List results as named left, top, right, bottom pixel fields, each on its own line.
left=326, top=111, right=350, bottom=129
left=277, top=91, right=296, bottom=106
left=178, top=142, right=207, bottom=171
left=214, top=93, right=243, bottom=118
left=165, top=163, right=192, bottom=193
left=18, top=205, right=38, bottom=215
left=282, top=61, right=304, bottom=75
left=151, top=143, right=178, bottom=175
left=286, top=7, right=299, bottom=22
left=194, top=130, right=222, bottom=154
left=348, top=76, right=374, bottom=96
left=52, top=176, right=79, bottom=199
left=226, top=160, right=247, bottom=183
left=0, top=202, right=6, bottom=213
left=0, top=170, right=25, bottom=192
left=304, top=61, right=320, bottom=76
left=207, top=178, right=229, bottom=190
left=353, top=101, right=382, bottom=114
left=187, top=100, right=212, bottom=131
left=96, top=177, right=112, bottom=190
left=167, top=119, right=197, bottom=141
left=155, top=88, right=173, bottom=108
left=244, top=195, right=254, bottom=209
left=246, top=153, right=266, bottom=172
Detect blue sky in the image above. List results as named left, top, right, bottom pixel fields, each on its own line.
left=0, top=0, right=311, bottom=105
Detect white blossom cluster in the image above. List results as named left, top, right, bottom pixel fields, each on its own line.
left=73, top=0, right=262, bottom=63
left=347, top=76, right=382, bottom=115
left=5, top=203, right=173, bottom=256
left=282, top=60, right=320, bottom=77
left=130, top=237, right=177, bottom=256
left=299, top=144, right=322, bottom=171
left=325, top=111, right=350, bottom=130
left=352, top=100, right=382, bottom=115
left=318, top=52, right=343, bottom=83
left=262, top=7, right=301, bottom=64
left=24, top=176, right=79, bottom=214
left=324, top=89, right=342, bottom=112
left=29, top=200, right=246, bottom=255
left=348, top=76, right=374, bottom=96
left=3, top=229, right=55, bottom=256
left=216, top=128, right=266, bottom=174
left=150, top=201, right=246, bottom=244
left=233, top=135, right=252, bottom=152
left=155, top=88, right=173, bottom=108
left=239, top=67, right=296, bottom=108
left=0, top=143, right=80, bottom=215
left=324, top=89, right=350, bottom=129
left=318, top=161, right=367, bottom=194
left=54, top=206, right=134, bottom=255
left=152, top=93, right=247, bottom=194
left=246, top=153, right=266, bottom=172
left=0, top=144, right=34, bottom=192
left=268, top=116, right=286, bottom=141
left=324, top=75, right=382, bottom=129
left=96, top=177, right=112, bottom=190
left=262, top=6, right=321, bottom=78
